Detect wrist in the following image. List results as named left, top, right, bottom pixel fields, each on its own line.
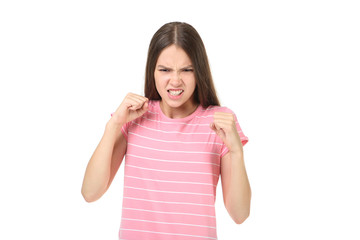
left=106, top=118, right=125, bottom=133
left=229, top=145, right=244, bottom=156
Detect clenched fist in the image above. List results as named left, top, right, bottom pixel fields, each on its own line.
left=110, top=93, right=149, bottom=127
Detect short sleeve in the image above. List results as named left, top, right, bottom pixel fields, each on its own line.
left=110, top=112, right=131, bottom=142
left=220, top=110, right=249, bottom=158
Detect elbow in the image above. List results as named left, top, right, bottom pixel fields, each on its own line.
left=81, top=191, right=94, bottom=203
left=234, top=213, right=250, bottom=224
left=81, top=187, right=101, bottom=203
left=225, top=201, right=251, bottom=224
left=227, top=204, right=250, bottom=224
left=81, top=179, right=109, bottom=203
left=227, top=208, right=250, bottom=225
left=82, top=194, right=96, bottom=203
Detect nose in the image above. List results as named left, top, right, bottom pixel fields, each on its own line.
left=170, top=71, right=182, bottom=86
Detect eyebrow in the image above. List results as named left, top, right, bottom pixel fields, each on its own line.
left=157, top=65, right=193, bottom=70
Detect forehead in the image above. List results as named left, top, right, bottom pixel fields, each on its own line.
left=156, top=45, right=192, bottom=66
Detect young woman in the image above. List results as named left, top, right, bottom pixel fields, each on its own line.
left=81, top=22, right=251, bottom=240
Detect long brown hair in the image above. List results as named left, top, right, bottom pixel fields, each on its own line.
left=144, top=22, right=220, bottom=108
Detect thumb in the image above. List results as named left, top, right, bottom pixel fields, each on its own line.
left=210, top=122, right=217, bottom=131
left=143, top=101, right=149, bottom=110
left=137, top=101, right=149, bottom=115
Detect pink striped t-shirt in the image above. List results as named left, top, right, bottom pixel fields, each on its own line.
left=117, top=100, right=248, bottom=240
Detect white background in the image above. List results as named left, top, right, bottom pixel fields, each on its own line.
left=1, top=0, right=359, bottom=239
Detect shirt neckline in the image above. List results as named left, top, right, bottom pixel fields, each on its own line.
left=155, top=100, right=203, bottom=122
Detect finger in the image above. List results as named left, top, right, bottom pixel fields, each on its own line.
left=129, top=93, right=148, bottom=103
left=138, top=100, right=149, bottom=112
left=213, top=112, right=234, bottom=121
left=214, top=117, right=234, bottom=124
left=127, top=96, right=147, bottom=110
left=212, top=120, right=231, bottom=132
left=211, top=121, right=223, bottom=132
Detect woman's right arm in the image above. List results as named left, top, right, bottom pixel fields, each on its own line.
left=81, top=119, right=126, bottom=202
left=81, top=93, right=149, bottom=202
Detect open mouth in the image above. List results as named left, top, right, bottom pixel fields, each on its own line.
left=167, top=89, right=184, bottom=96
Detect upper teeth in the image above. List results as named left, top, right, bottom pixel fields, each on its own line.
left=169, top=90, right=183, bottom=96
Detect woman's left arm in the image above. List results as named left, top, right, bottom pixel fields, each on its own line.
left=210, top=112, right=251, bottom=224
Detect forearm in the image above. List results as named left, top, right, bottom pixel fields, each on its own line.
left=226, top=148, right=251, bottom=224
left=81, top=120, right=123, bottom=201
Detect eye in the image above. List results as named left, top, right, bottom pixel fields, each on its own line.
left=183, top=69, right=194, bottom=72
left=159, top=68, right=170, bottom=72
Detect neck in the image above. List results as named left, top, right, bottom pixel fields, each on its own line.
left=160, top=101, right=199, bottom=119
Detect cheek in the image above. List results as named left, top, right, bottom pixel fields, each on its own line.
left=154, top=75, right=166, bottom=92
left=185, top=75, right=196, bottom=90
